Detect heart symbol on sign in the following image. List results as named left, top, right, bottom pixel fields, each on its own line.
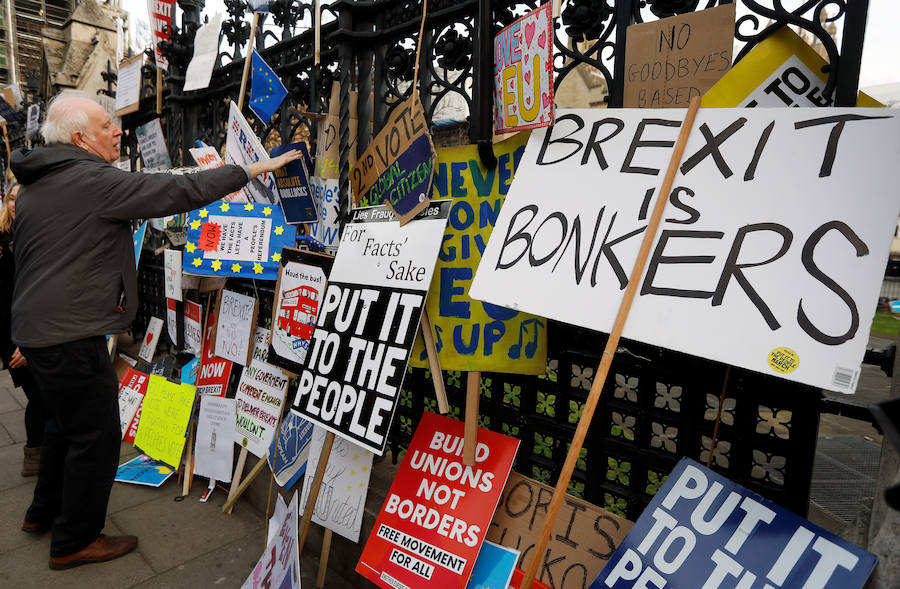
left=524, top=22, right=536, bottom=47
left=146, top=333, right=154, bottom=345
left=542, top=93, right=552, bottom=108
left=538, top=31, right=546, bottom=48
left=524, top=71, right=532, bottom=84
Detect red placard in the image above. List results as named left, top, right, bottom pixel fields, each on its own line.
left=147, top=0, right=175, bottom=71
left=195, top=306, right=232, bottom=396
left=118, top=368, right=149, bottom=445
left=357, top=413, right=519, bottom=589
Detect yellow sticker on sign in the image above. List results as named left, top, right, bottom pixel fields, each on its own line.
left=768, top=347, right=799, bottom=374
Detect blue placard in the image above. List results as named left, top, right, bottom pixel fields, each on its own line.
left=133, top=221, right=148, bottom=268
left=267, top=412, right=314, bottom=492
left=180, top=356, right=200, bottom=385
left=115, top=454, right=175, bottom=487
left=591, top=458, right=876, bottom=589
left=270, top=143, right=318, bottom=224
left=182, top=200, right=297, bottom=281
left=466, top=540, right=518, bottom=589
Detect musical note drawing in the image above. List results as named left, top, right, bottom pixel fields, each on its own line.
left=508, top=318, right=544, bottom=360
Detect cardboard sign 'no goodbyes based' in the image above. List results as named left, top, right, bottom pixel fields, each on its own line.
left=352, top=96, right=436, bottom=224
left=623, top=3, right=735, bottom=108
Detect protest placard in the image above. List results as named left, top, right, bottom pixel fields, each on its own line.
left=299, top=425, right=374, bottom=542
left=133, top=221, right=147, bottom=268
left=226, top=101, right=278, bottom=203
left=352, top=96, right=435, bottom=224
left=493, top=3, right=554, bottom=133
left=409, top=134, right=547, bottom=374
left=309, top=176, right=342, bottom=254
left=269, top=412, right=314, bottom=490
left=118, top=368, right=149, bottom=443
left=189, top=145, right=244, bottom=202
left=316, top=81, right=361, bottom=180
left=183, top=13, right=222, bottom=92
left=135, top=118, right=172, bottom=170
left=357, top=412, right=519, bottom=588
left=268, top=249, right=334, bottom=375
left=115, top=454, right=175, bottom=487
left=701, top=27, right=882, bottom=108
left=623, top=4, right=735, bottom=108
left=164, top=248, right=182, bottom=300
left=470, top=108, right=900, bottom=393
left=182, top=200, right=298, bottom=280
left=242, top=492, right=301, bottom=589
left=234, top=328, right=289, bottom=457
left=181, top=356, right=200, bottom=384
left=139, top=316, right=164, bottom=362
left=215, top=289, right=258, bottom=366
left=166, top=298, right=202, bottom=355
left=592, top=458, right=876, bottom=589
left=467, top=540, right=519, bottom=589
left=194, top=395, right=235, bottom=482
left=133, top=375, right=197, bottom=468
left=486, top=472, right=632, bottom=589
left=114, top=54, right=142, bottom=116
left=148, top=0, right=174, bottom=70
left=197, top=306, right=233, bottom=396
left=291, top=201, right=451, bottom=455
left=270, top=143, right=318, bottom=224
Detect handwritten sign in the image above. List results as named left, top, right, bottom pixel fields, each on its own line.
left=471, top=108, right=900, bottom=393
left=196, top=305, right=233, bottom=396
left=309, top=176, right=341, bottom=254
left=114, top=54, right=142, bottom=116
left=291, top=202, right=451, bottom=455
left=271, top=143, right=318, bottom=224
left=135, top=118, right=172, bottom=171
left=117, top=368, right=149, bottom=442
left=189, top=145, right=244, bottom=202
left=139, top=316, right=164, bottom=362
left=215, top=289, right=258, bottom=366
left=164, top=249, right=182, bottom=300
left=300, top=425, right=374, bottom=542
left=493, top=2, right=554, bottom=133
left=166, top=298, right=202, bottom=355
left=269, top=249, right=333, bottom=376
left=352, top=96, right=435, bottom=224
left=410, top=134, right=547, bottom=374
left=592, top=458, right=876, bottom=589
left=486, top=472, right=632, bottom=589
left=268, top=412, right=314, bottom=491
left=357, top=412, right=519, bottom=589
left=147, top=0, right=174, bottom=70
left=234, top=328, right=289, bottom=457
left=316, top=81, right=361, bottom=180
left=194, top=395, right=236, bottom=482
left=183, top=200, right=297, bottom=280
left=133, top=375, right=197, bottom=468
left=183, top=13, right=222, bottom=92
left=242, top=492, right=301, bottom=589
left=226, top=101, right=278, bottom=203
left=623, top=3, right=735, bottom=108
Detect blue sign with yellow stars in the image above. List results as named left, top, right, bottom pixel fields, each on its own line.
left=249, top=50, right=288, bottom=124
left=181, top=200, right=298, bottom=281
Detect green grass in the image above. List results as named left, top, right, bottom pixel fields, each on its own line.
left=872, top=311, right=900, bottom=338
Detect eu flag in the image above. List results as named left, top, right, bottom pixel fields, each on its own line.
left=249, top=50, right=288, bottom=124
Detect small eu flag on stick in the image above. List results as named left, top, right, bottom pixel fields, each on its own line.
left=249, top=50, right=288, bottom=124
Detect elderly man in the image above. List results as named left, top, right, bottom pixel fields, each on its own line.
left=10, top=92, right=299, bottom=570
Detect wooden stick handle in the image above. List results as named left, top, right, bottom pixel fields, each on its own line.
left=316, top=528, right=333, bottom=588
left=420, top=309, right=449, bottom=414
left=463, top=371, right=480, bottom=466
left=314, top=0, right=321, bottom=66
left=156, top=67, right=163, bottom=115
left=222, top=451, right=268, bottom=513
left=237, top=13, right=260, bottom=112
left=519, top=96, right=703, bottom=589
left=224, top=446, right=249, bottom=512
left=182, top=420, right=196, bottom=497
left=298, top=431, right=336, bottom=555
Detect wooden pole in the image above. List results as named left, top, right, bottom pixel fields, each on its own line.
left=182, top=420, right=196, bottom=496
left=463, top=371, right=480, bottom=466
left=519, top=96, right=702, bottom=589
left=298, top=431, right=335, bottom=555
left=314, top=0, right=321, bottom=66
left=237, top=13, right=261, bottom=112
left=420, top=310, right=449, bottom=414
left=222, top=452, right=269, bottom=513
left=706, top=366, right=732, bottom=469
left=316, top=529, right=333, bottom=588
left=156, top=67, right=163, bottom=115
left=224, top=446, right=249, bottom=511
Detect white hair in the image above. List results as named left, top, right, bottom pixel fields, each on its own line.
left=40, top=91, right=95, bottom=144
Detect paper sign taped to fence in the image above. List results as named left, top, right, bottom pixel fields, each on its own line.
left=135, top=118, right=172, bottom=170
left=269, top=412, right=313, bottom=490
left=357, top=412, right=519, bottom=589
left=410, top=133, right=548, bottom=374
left=623, top=3, right=734, bottom=108
left=234, top=328, right=289, bottom=457
left=268, top=249, right=334, bottom=376
left=215, top=289, right=258, bottom=366
left=114, top=54, right=142, bottom=116
left=493, top=2, right=554, bottom=133
left=701, top=27, right=882, bottom=108
left=118, top=368, right=149, bottom=443
left=290, top=201, right=451, bottom=455
left=591, top=457, right=876, bottom=589
left=194, top=395, right=235, bottom=482
left=133, top=375, right=197, bottom=468
left=470, top=108, right=900, bottom=393
left=196, top=305, right=233, bottom=396
left=183, top=13, right=222, bottom=92
left=300, top=425, right=374, bottom=542
left=226, top=101, right=278, bottom=203
left=486, top=472, right=633, bottom=589
left=352, top=95, right=435, bottom=224
left=163, top=249, right=183, bottom=300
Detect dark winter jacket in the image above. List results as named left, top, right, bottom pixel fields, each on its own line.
left=11, top=143, right=250, bottom=347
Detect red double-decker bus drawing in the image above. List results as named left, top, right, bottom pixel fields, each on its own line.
left=277, top=285, right=319, bottom=346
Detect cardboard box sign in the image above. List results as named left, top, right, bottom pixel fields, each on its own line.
left=470, top=107, right=900, bottom=393
left=357, top=412, right=520, bottom=589
left=623, top=3, right=735, bottom=108
left=592, top=458, right=876, bottom=589
left=486, top=472, right=633, bottom=589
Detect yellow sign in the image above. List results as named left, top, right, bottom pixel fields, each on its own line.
left=133, top=375, right=197, bottom=468
left=411, top=133, right=548, bottom=374
left=702, top=27, right=881, bottom=108
left=768, top=347, right=799, bottom=374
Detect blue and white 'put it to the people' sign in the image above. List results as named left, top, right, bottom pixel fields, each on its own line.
left=182, top=200, right=297, bottom=281
left=591, top=458, right=876, bottom=589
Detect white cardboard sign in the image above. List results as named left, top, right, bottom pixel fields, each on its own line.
left=215, top=289, right=257, bottom=365
left=163, top=248, right=182, bottom=300
left=233, top=328, right=289, bottom=458
left=226, top=101, right=277, bottom=204
left=183, top=13, right=222, bottom=92
left=470, top=108, right=900, bottom=393
left=194, top=395, right=235, bottom=482
left=139, top=316, right=164, bottom=362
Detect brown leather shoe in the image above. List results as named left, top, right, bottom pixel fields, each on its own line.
left=49, top=534, right=138, bottom=570
left=21, top=519, right=51, bottom=535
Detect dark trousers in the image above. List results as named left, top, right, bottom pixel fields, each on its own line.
left=16, top=368, right=46, bottom=448
left=21, top=336, right=121, bottom=557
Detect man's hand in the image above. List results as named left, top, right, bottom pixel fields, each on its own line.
left=10, top=347, right=27, bottom=369
left=248, top=149, right=302, bottom=178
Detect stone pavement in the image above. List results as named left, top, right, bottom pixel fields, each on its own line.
left=0, top=369, right=351, bottom=589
